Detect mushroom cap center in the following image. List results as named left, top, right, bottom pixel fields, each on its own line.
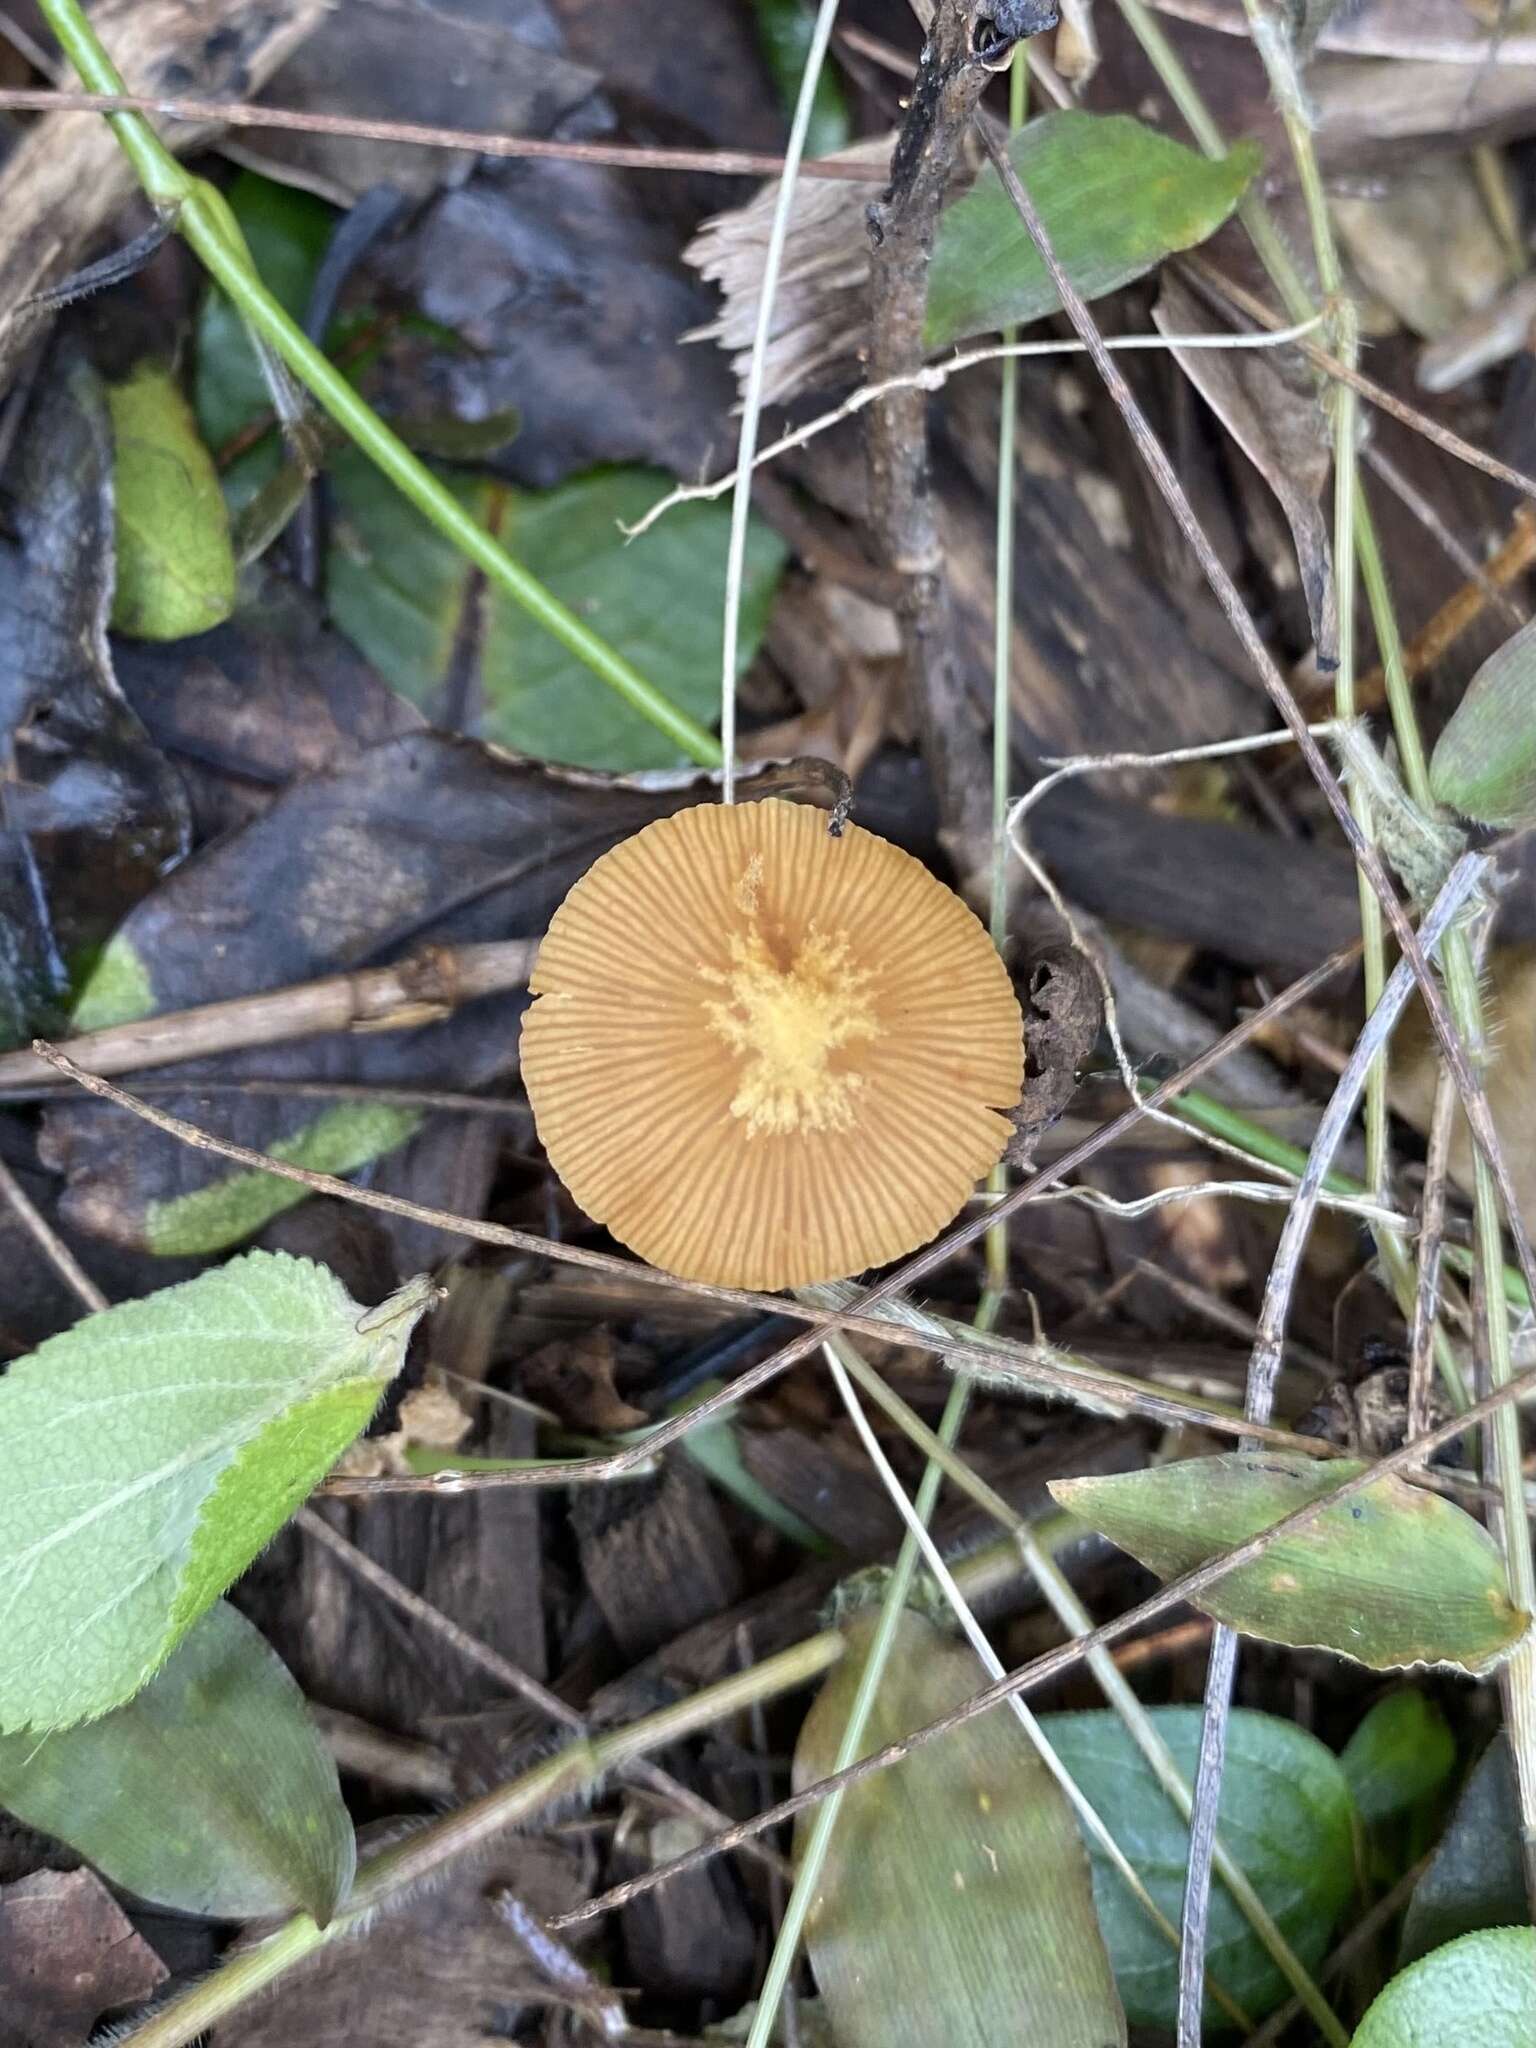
left=704, top=921, right=881, bottom=1137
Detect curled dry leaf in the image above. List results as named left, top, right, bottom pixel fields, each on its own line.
left=520, top=800, right=1023, bottom=1288
left=1052, top=1451, right=1530, bottom=1674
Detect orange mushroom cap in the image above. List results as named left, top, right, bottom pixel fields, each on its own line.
left=520, top=799, right=1024, bottom=1290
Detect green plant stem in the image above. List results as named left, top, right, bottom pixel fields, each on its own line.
left=34, top=0, right=722, bottom=770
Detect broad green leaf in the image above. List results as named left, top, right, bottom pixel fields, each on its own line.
left=1041, top=1708, right=1355, bottom=2032
left=752, top=0, right=852, bottom=158
left=1399, top=1737, right=1526, bottom=1965
left=794, top=1610, right=1126, bottom=2048
left=1340, top=1692, right=1456, bottom=1828
left=927, top=112, right=1260, bottom=349
left=0, top=1255, right=432, bottom=1733
left=0, top=1602, right=353, bottom=1922
left=1352, top=1928, right=1536, bottom=2047
left=1429, top=617, right=1536, bottom=827
left=108, top=363, right=236, bottom=641
left=1052, top=1452, right=1529, bottom=1674
left=327, top=456, right=787, bottom=771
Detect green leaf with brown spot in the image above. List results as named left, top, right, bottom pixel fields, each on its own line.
left=1051, top=1452, right=1529, bottom=1675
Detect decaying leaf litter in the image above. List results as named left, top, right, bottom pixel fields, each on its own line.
left=3, top=0, right=1536, bottom=2043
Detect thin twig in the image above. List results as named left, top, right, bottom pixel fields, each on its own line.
left=624, top=317, right=1325, bottom=542
left=0, top=1154, right=107, bottom=1314
left=0, top=85, right=886, bottom=181
left=0, top=940, right=537, bottom=1090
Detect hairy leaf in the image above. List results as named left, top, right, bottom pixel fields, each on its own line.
left=927, top=112, right=1259, bottom=350
left=794, top=1610, right=1126, bottom=2048
left=1042, top=1707, right=1355, bottom=2031
left=0, top=1254, right=431, bottom=1732
left=1052, top=1453, right=1528, bottom=1673
left=0, top=1602, right=353, bottom=1921
left=1353, top=1928, right=1536, bottom=2047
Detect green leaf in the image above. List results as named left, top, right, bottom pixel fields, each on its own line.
left=1041, top=1707, right=1355, bottom=2032
left=327, top=457, right=787, bottom=771
left=1052, top=1452, right=1529, bottom=1674
left=0, top=1602, right=353, bottom=1922
left=1340, top=1692, right=1457, bottom=1829
left=752, top=0, right=852, bottom=157
left=794, top=1610, right=1126, bottom=2048
left=0, top=1255, right=432, bottom=1733
left=108, top=363, right=236, bottom=641
left=926, top=112, right=1260, bottom=350
left=1352, top=1928, right=1536, bottom=2047
left=1429, top=617, right=1536, bottom=827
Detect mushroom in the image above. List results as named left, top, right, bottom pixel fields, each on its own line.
left=520, top=798, right=1023, bottom=1289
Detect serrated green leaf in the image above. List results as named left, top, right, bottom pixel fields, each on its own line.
left=1052, top=1453, right=1528, bottom=1674
left=327, top=457, right=787, bottom=771
left=1352, top=1928, right=1536, bottom=2047
left=794, top=1610, right=1126, bottom=2048
left=108, top=363, right=236, bottom=641
left=1340, top=1692, right=1457, bottom=1828
left=926, top=112, right=1260, bottom=349
left=0, top=1255, right=431, bottom=1733
left=1041, top=1707, right=1355, bottom=2032
left=0, top=1601, right=353, bottom=1921
left=1429, top=617, right=1536, bottom=828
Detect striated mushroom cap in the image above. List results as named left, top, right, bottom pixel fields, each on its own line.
left=520, top=799, right=1023, bottom=1289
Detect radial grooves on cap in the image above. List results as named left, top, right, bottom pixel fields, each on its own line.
left=522, top=799, right=1023, bottom=1289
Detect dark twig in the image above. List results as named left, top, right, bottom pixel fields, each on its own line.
left=1177, top=853, right=1486, bottom=2047
left=864, top=0, right=1056, bottom=898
